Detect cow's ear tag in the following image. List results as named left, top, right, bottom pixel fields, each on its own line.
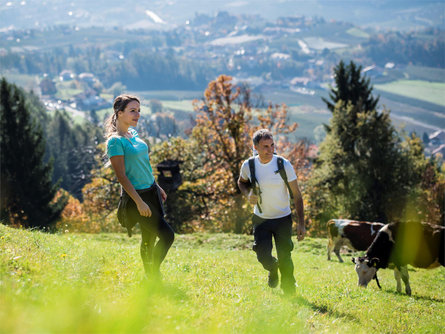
left=373, top=262, right=377, bottom=267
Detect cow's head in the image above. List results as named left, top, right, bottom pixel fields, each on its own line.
left=352, top=256, right=379, bottom=287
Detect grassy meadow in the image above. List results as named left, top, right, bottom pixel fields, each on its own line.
left=374, top=80, right=445, bottom=107
left=1, top=224, right=444, bottom=333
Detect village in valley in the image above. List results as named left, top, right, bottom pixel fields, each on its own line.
left=1, top=6, right=444, bottom=159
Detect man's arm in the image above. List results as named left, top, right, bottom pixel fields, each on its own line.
left=289, top=179, right=305, bottom=241
left=237, top=176, right=257, bottom=205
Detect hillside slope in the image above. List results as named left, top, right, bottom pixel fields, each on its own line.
left=1, top=224, right=444, bottom=333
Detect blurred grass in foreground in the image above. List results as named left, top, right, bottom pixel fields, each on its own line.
left=0, top=224, right=444, bottom=333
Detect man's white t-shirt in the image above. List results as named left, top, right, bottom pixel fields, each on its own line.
left=240, top=155, right=297, bottom=219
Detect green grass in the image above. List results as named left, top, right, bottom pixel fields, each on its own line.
left=1, top=224, right=444, bottom=333
left=377, top=94, right=445, bottom=131
left=135, top=90, right=203, bottom=101
left=162, top=100, right=195, bottom=113
left=287, top=106, right=331, bottom=141
left=404, top=65, right=445, bottom=83
left=346, top=28, right=370, bottom=39
left=54, top=83, right=83, bottom=101
left=374, top=80, right=445, bottom=107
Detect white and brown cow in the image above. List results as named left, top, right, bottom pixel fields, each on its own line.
left=352, top=221, right=444, bottom=295
left=327, top=219, right=384, bottom=262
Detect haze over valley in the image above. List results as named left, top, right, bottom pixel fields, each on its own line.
left=1, top=0, right=443, bottom=149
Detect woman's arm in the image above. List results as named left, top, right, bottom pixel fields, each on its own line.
left=110, top=155, right=152, bottom=217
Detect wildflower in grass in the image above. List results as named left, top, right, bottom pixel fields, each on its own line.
left=60, top=253, right=67, bottom=258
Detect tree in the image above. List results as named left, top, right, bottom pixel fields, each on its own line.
left=149, top=137, right=213, bottom=232
left=106, top=82, right=126, bottom=98
left=192, top=75, right=255, bottom=193
left=322, top=60, right=379, bottom=116
left=46, top=110, right=100, bottom=200
left=191, top=75, right=308, bottom=232
left=0, top=78, right=66, bottom=229
left=78, top=76, right=309, bottom=233
left=149, top=99, right=163, bottom=114
left=80, top=143, right=121, bottom=228
left=191, top=75, right=253, bottom=232
left=39, top=76, right=57, bottom=95
left=308, top=61, right=418, bottom=227
left=399, top=134, right=444, bottom=225
left=148, top=113, right=178, bottom=139
left=422, top=132, right=430, bottom=145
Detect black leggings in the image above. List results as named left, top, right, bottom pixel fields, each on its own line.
left=126, top=186, right=175, bottom=274
left=139, top=215, right=175, bottom=274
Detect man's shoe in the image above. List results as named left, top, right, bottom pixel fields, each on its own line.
left=268, top=267, right=279, bottom=288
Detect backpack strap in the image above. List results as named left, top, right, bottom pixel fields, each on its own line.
left=248, top=157, right=262, bottom=213
left=276, top=156, right=294, bottom=199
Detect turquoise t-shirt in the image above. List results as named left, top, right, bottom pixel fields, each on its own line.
left=106, top=128, right=154, bottom=190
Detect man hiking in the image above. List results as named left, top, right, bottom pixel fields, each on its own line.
left=238, top=129, right=305, bottom=295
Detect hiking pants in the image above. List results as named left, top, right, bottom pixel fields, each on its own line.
left=139, top=213, right=175, bottom=274
left=252, top=214, right=295, bottom=289
left=125, top=187, right=175, bottom=274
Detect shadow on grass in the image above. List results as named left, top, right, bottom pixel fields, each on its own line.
left=384, top=289, right=444, bottom=303
left=138, top=278, right=189, bottom=302
left=288, top=295, right=359, bottom=323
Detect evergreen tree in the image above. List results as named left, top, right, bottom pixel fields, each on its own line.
left=309, top=61, right=415, bottom=225
left=322, top=60, right=379, bottom=116
left=68, top=122, right=100, bottom=200
left=46, top=110, right=100, bottom=200
left=0, top=78, right=66, bottom=229
left=46, top=110, right=72, bottom=190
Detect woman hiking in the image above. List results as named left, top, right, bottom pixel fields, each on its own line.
left=105, top=94, right=174, bottom=280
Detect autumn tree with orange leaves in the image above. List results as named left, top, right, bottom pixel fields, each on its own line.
left=73, top=75, right=310, bottom=234
left=192, top=75, right=309, bottom=232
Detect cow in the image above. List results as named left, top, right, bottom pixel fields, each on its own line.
left=352, top=221, right=445, bottom=295
left=327, top=219, right=384, bottom=262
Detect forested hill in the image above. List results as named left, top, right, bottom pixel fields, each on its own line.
left=1, top=0, right=443, bottom=31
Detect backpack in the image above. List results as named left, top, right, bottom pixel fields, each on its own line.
left=247, top=155, right=294, bottom=213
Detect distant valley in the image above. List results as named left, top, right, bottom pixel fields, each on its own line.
left=0, top=1, right=443, bottom=146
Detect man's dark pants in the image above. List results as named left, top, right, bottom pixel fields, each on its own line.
left=252, top=214, right=295, bottom=290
